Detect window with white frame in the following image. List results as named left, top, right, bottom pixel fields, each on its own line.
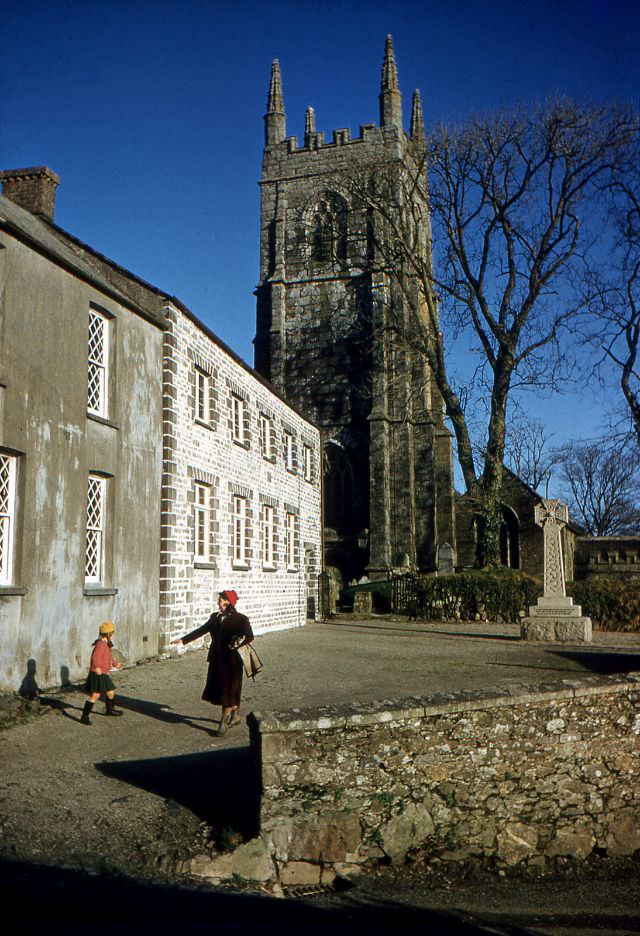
left=262, top=503, right=276, bottom=569
left=259, top=413, right=273, bottom=460
left=303, top=444, right=313, bottom=482
left=195, top=368, right=210, bottom=424
left=283, top=430, right=295, bottom=472
left=232, top=495, right=249, bottom=566
left=87, top=308, right=109, bottom=417
left=285, top=511, right=298, bottom=570
left=232, top=395, right=246, bottom=445
left=85, top=475, right=107, bottom=583
left=194, top=482, right=212, bottom=562
left=0, top=452, right=17, bottom=585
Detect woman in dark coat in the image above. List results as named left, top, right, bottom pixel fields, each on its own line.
left=172, top=590, right=253, bottom=735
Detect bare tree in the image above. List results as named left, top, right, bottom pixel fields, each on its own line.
left=586, top=143, right=640, bottom=448
left=347, top=99, right=637, bottom=565
left=556, top=440, right=640, bottom=535
left=504, top=416, right=557, bottom=493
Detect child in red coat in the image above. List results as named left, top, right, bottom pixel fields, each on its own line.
left=81, top=621, right=124, bottom=725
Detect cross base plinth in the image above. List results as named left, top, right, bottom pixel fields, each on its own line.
left=521, top=596, right=592, bottom=643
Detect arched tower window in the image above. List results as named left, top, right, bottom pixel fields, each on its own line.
left=306, top=192, right=347, bottom=266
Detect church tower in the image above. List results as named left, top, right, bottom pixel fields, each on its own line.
left=255, top=37, right=456, bottom=581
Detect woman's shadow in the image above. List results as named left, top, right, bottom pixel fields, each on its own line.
left=112, top=694, right=218, bottom=735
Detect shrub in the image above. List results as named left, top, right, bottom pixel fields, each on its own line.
left=399, top=570, right=541, bottom=624
left=568, top=577, right=640, bottom=632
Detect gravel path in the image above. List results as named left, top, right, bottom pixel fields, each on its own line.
left=1, top=616, right=639, bottom=931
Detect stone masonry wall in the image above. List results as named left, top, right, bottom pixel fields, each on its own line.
left=256, top=122, right=454, bottom=577
left=188, top=674, right=640, bottom=886
left=160, top=302, right=322, bottom=644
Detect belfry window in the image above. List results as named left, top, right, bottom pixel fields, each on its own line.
left=308, top=194, right=347, bottom=265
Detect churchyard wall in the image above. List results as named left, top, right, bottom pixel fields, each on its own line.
left=188, top=673, right=640, bottom=886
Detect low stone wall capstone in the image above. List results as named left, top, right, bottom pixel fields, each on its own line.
left=187, top=673, right=640, bottom=886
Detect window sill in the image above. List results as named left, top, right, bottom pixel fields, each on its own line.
left=84, top=586, right=118, bottom=597
left=194, top=418, right=215, bottom=432
left=87, top=412, right=120, bottom=430
left=0, top=586, right=27, bottom=596
left=231, top=561, right=250, bottom=571
left=262, top=454, right=276, bottom=464
left=262, top=564, right=277, bottom=572
left=287, top=567, right=300, bottom=573
left=194, top=561, right=216, bottom=570
left=232, top=438, right=250, bottom=450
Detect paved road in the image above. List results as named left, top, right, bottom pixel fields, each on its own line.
left=2, top=615, right=639, bottom=934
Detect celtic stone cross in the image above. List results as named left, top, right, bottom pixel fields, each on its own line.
left=534, top=498, right=569, bottom=598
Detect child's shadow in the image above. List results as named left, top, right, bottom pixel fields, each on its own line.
left=18, top=659, right=41, bottom=700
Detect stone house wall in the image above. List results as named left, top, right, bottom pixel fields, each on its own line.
left=160, top=302, right=322, bottom=643
left=0, top=193, right=165, bottom=691
left=188, top=674, right=640, bottom=885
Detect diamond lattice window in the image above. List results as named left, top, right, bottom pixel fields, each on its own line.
left=87, top=309, right=109, bottom=416
left=85, top=475, right=106, bottom=583
left=0, top=453, right=17, bottom=585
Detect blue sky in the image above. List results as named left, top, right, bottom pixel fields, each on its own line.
left=1, top=0, right=639, bottom=464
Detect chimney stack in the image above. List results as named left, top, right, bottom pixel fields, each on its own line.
left=0, top=166, right=60, bottom=220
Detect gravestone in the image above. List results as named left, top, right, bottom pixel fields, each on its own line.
left=521, top=499, right=592, bottom=642
left=437, top=542, right=455, bottom=576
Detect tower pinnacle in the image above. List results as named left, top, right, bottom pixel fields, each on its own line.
left=410, top=89, right=425, bottom=143
left=304, top=106, right=316, bottom=147
left=379, top=35, right=403, bottom=129
left=265, top=59, right=286, bottom=146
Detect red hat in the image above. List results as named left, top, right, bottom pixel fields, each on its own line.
left=220, top=589, right=238, bottom=607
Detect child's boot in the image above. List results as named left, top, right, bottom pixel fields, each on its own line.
left=80, top=701, right=94, bottom=725
left=105, top=697, right=123, bottom=717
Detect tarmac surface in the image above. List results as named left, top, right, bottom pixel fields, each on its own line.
left=2, top=614, right=640, bottom=934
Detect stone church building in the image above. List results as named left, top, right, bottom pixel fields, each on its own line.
left=255, top=37, right=456, bottom=582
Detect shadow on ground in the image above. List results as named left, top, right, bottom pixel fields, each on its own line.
left=549, top=649, right=640, bottom=675
left=333, top=622, right=521, bottom=642
left=97, top=745, right=260, bottom=840
left=0, top=859, right=531, bottom=935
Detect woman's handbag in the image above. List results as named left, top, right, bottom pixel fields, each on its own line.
left=236, top=643, right=263, bottom=679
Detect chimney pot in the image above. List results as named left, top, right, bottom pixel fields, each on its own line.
left=0, top=166, right=60, bottom=220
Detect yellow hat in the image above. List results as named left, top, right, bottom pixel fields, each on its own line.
left=99, top=621, right=115, bottom=635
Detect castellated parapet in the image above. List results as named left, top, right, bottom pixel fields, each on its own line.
left=255, top=36, right=455, bottom=581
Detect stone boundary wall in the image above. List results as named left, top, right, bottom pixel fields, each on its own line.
left=188, top=674, right=640, bottom=887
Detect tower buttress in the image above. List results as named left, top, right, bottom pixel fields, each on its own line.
left=265, top=59, right=286, bottom=146
left=379, top=35, right=403, bottom=130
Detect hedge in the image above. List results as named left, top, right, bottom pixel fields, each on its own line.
left=568, top=577, right=640, bottom=632
left=396, top=571, right=640, bottom=631
left=404, top=570, right=541, bottom=625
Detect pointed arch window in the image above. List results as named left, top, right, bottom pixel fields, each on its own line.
left=307, top=193, right=347, bottom=266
